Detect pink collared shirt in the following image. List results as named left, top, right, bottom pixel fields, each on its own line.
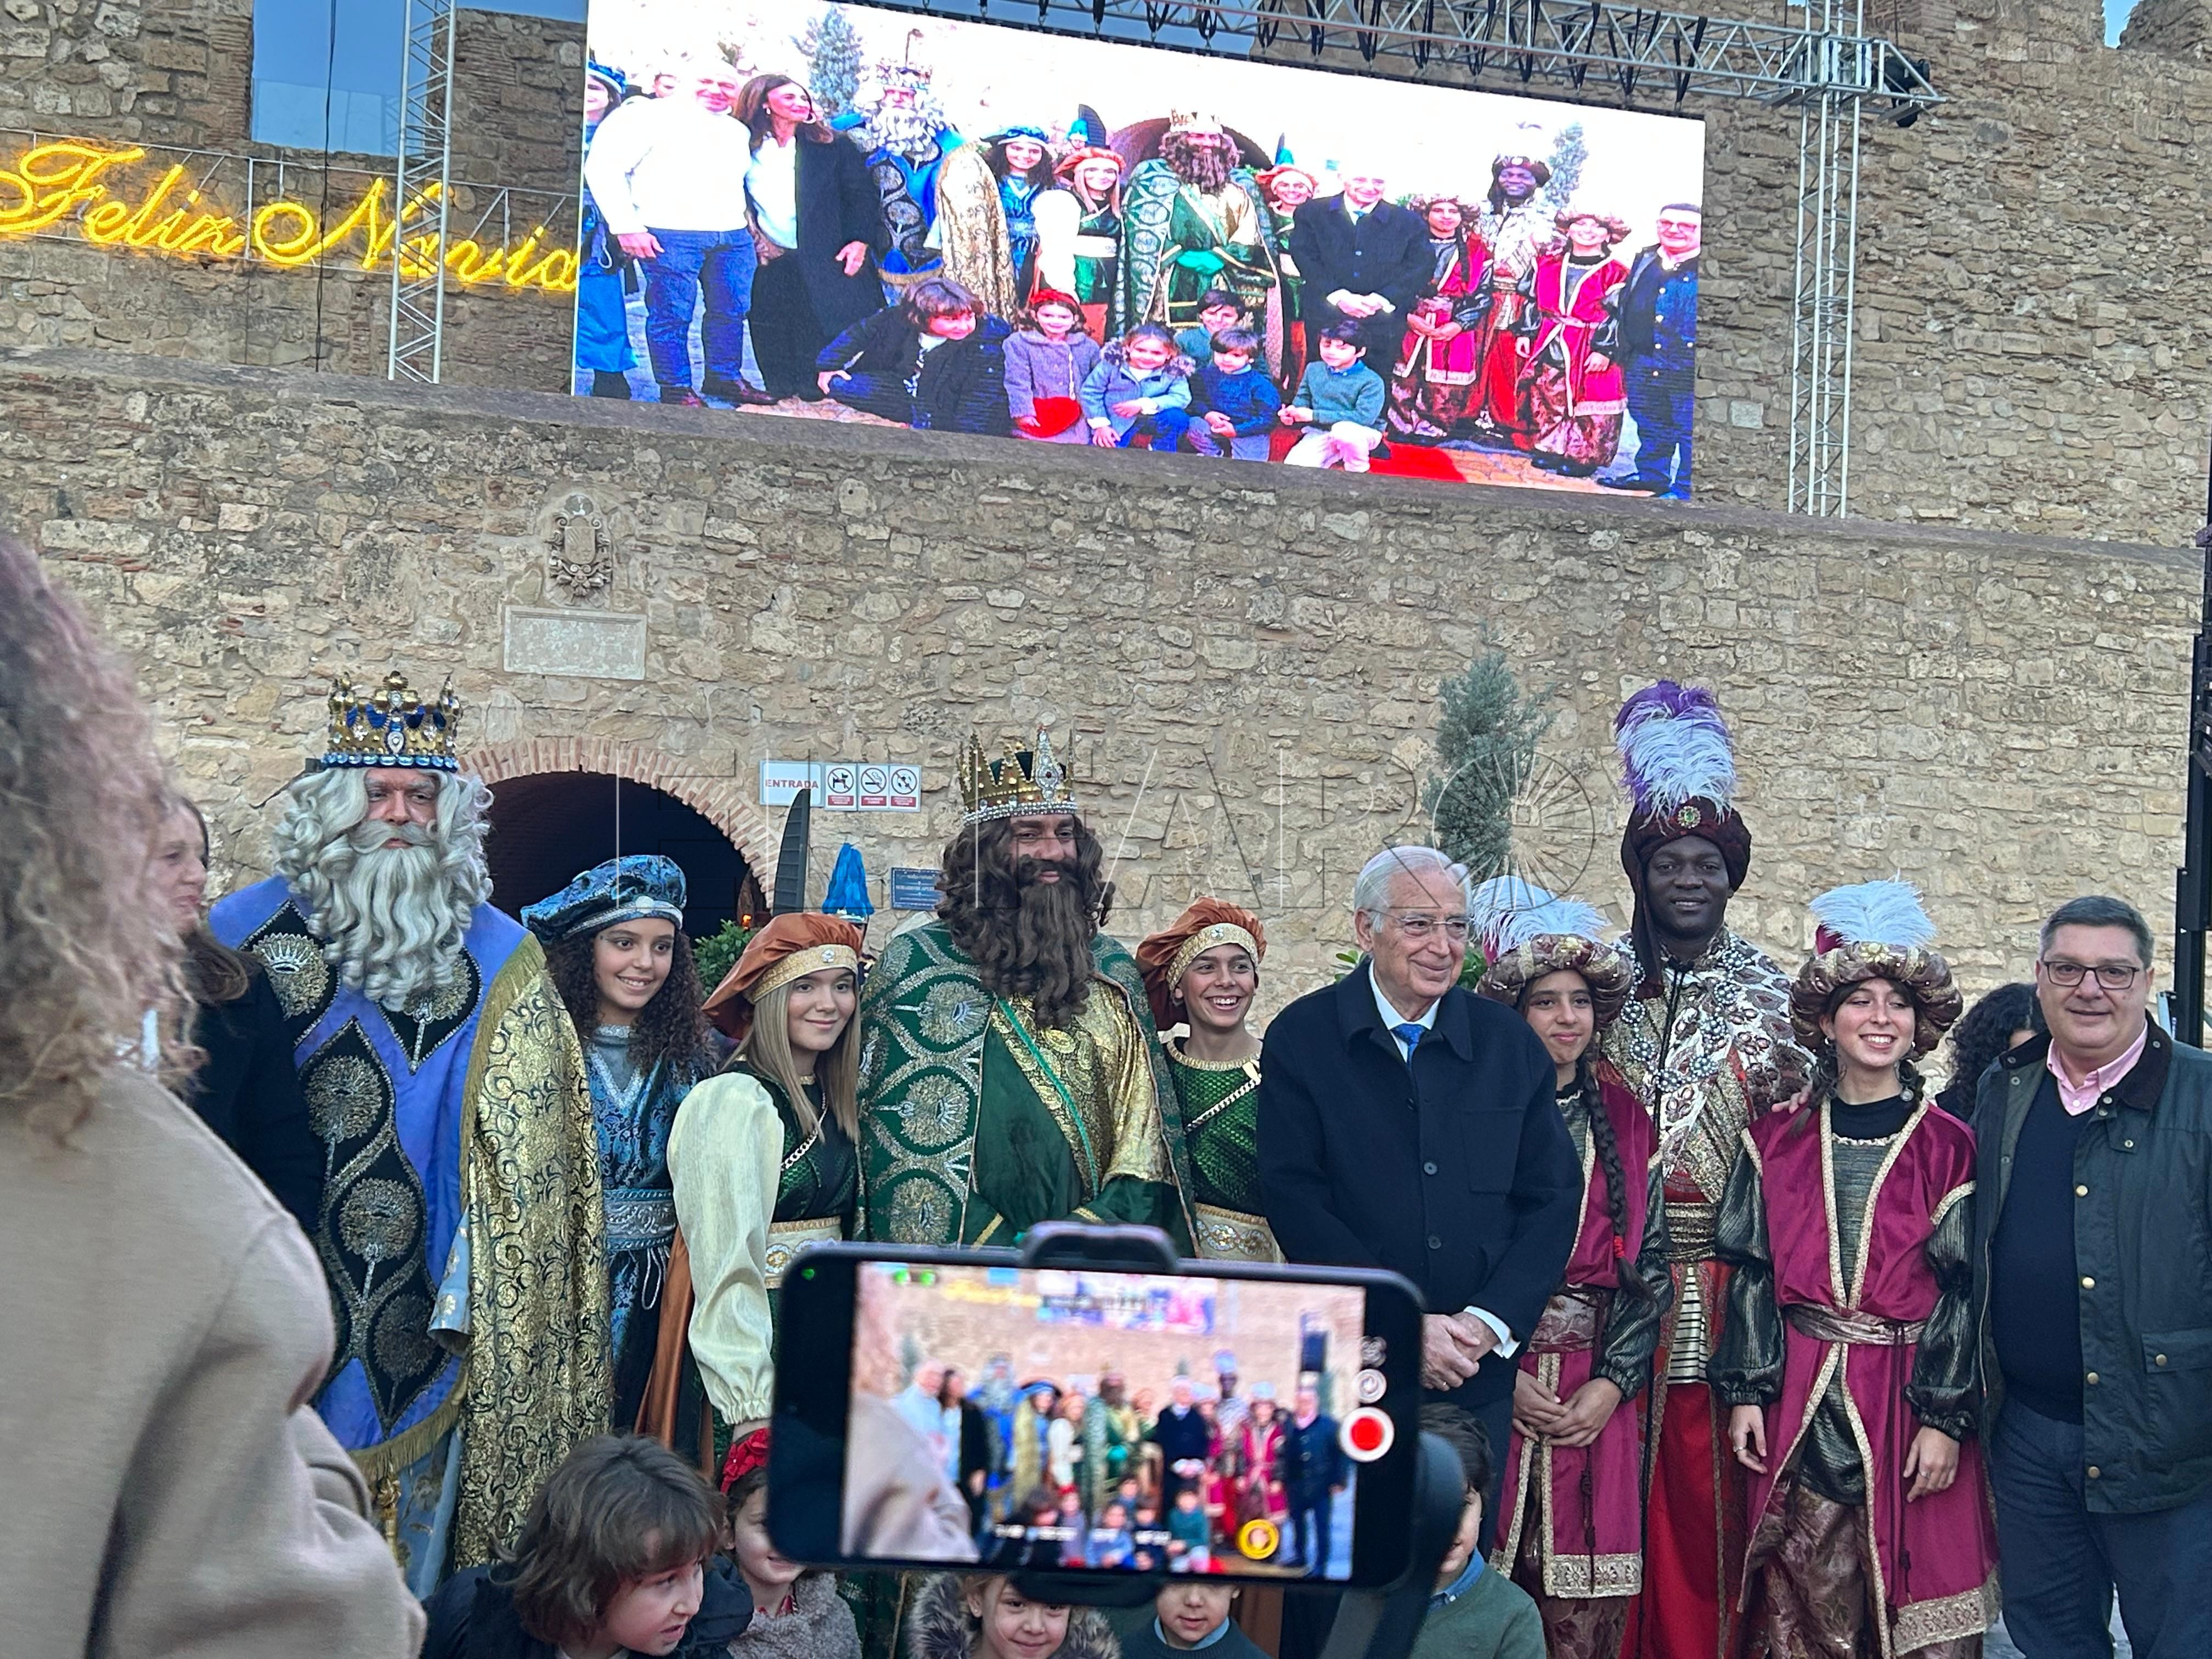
left=2046, top=1021, right=2148, bottom=1116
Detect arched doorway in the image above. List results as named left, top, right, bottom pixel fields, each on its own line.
left=485, top=772, right=761, bottom=939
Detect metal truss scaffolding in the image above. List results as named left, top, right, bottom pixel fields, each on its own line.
left=387, top=0, right=457, bottom=385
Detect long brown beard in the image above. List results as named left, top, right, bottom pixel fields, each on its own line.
left=1163, top=133, right=1234, bottom=194
left=938, top=821, right=1114, bottom=1028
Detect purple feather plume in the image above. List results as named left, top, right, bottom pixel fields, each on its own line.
left=1614, top=680, right=1737, bottom=817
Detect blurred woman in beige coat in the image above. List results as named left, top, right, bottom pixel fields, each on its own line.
left=0, top=532, right=421, bottom=1656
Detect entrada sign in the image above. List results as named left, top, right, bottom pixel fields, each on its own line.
left=0, top=137, right=577, bottom=296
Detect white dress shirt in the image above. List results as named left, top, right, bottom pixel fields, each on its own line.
left=1370, top=967, right=1519, bottom=1357
left=746, top=132, right=800, bottom=249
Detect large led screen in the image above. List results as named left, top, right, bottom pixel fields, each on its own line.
left=575, top=3, right=1706, bottom=498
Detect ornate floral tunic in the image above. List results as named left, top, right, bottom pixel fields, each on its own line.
left=586, top=1024, right=703, bottom=1433
left=1164, top=1040, right=1278, bottom=1261
left=858, top=920, right=1193, bottom=1251
left=669, top=1064, right=856, bottom=1437
left=211, top=876, right=606, bottom=1588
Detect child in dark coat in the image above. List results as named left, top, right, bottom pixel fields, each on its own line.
left=421, top=1436, right=750, bottom=1659
left=816, top=276, right=1013, bottom=437
left=1187, top=327, right=1283, bottom=460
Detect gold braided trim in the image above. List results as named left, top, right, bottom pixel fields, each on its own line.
left=765, top=1217, right=843, bottom=1289
left=1168, top=924, right=1260, bottom=988
left=1929, top=1181, right=1975, bottom=1231
left=1888, top=1572, right=2000, bottom=1654
left=349, top=1387, right=466, bottom=1485
left=1192, top=1203, right=1280, bottom=1262
left=754, top=944, right=861, bottom=1000
left=1543, top=1549, right=1644, bottom=1599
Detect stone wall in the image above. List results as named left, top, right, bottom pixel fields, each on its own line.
left=4, top=1, right=2210, bottom=539
left=4, top=344, right=2192, bottom=1018
left=2123, top=0, right=2212, bottom=61
left=0, top=1, right=583, bottom=386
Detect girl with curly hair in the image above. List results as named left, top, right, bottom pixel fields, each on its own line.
left=524, top=856, right=715, bottom=1432
left=1712, top=881, right=1997, bottom=1659
left=1934, top=979, right=2042, bottom=1124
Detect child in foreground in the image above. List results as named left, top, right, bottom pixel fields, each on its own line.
left=1113, top=1579, right=1269, bottom=1657
left=1406, top=1406, right=1546, bottom=1659
left=420, top=1434, right=751, bottom=1659
left=1188, top=328, right=1283, bottom=460
left=1280, top=321, right=1387, bottom=471
left=909, top=1572, right=1117, bottom=1659
left=1082, top=323, right=1195, bottom=450
left=721, top=1427, right=862, bottom=1657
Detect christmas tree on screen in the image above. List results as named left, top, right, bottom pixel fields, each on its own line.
left=1542, top=122, right=1587, bottom=212
left=798, top=5, right=865, bottom=121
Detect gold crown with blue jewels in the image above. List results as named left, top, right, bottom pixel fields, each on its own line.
left=319, top=671, right=463, bottom=771
left=958, top=726, right=1081, bottom=826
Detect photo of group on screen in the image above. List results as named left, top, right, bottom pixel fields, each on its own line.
left=575, top=3, right=1702, bottom=497
left=848, top=1352, right=1357, bottom=1579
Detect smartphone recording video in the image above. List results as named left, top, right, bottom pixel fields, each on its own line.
left=771, top=1248, right=1424, bottom=1589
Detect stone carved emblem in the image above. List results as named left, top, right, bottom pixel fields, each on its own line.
left=546, top=494, right=613, bottom=600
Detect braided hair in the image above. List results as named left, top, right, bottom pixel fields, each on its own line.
left=1572, top=1053, right=1658, bottom=1304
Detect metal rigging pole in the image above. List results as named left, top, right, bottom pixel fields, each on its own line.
left=387, top=0, right=456, bottom=384
left=888, top=0, right=1939, bottom=515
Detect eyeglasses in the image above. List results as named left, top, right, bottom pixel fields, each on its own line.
left=1386, top=913, right=1470, bottom=943
left=2038, top=960, right=2142, bottom=991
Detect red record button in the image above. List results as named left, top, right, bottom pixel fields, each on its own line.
left=1341, top=1406, right=1395, bottom=1463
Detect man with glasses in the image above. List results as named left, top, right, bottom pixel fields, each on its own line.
left=1259, top=844, right=1581, bottom=1542
left=1974, top=894, right=2212, bottom=1657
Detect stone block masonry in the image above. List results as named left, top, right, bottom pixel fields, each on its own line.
left=1, top=345, right=2193, bottom=1051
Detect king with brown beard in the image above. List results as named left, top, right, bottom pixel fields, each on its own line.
left=858, top=729, right=1195, bottom=1251
left=1115, top=112, right=1285, bottom=373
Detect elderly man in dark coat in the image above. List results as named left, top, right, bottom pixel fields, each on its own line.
left=1259, top=845, right=1581, bottom=1532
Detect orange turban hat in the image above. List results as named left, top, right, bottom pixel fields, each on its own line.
left=702, top=912, right=865, bottom=1040
left=1135, top=899, right=1266, bottom=1030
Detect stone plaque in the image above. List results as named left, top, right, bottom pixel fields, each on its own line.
left=502, top=606, right=646, bottom=681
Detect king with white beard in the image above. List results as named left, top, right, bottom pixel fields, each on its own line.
left=211, top=672, right=607, bottom=1595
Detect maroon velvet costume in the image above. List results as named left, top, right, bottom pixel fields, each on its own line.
left=1385, top=234, right=1492, bottom=441
left=1518, top=250, right=1629, bottom=471
left=1718, top=1099, right=1998, bottom=1657
left=1494, top=1063, right=1671, bottom=1658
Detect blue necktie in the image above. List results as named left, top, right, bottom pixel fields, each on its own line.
left=1394, top=1022, right=1425, bottom=1058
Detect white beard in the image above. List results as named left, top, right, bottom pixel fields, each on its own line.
left=861, top=97, right=951, bottom=163
left=273, top=770, right=490, bottom=1010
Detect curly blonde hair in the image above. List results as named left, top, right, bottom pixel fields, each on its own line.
left=0, top=535, right=189, bottom=1136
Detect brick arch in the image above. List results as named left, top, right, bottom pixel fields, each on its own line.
left=467, top=736, right=778, bottom=889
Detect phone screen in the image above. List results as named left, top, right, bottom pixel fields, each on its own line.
left=832, top=1260, right=1406, bottom=1582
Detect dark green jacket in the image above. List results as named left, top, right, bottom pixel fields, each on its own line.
left=1973, top=1024, right=2212, bottom=1512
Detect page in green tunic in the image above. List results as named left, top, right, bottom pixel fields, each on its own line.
left=1168, top=1050, right=1263, bottom=1216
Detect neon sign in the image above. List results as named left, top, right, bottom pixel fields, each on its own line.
left=0, top=138, right=577, bottom=296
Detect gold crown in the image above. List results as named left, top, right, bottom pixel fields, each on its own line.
left=958, top=727, right=1080, bottom=826
left=320, top=671, right=462, bottom=771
